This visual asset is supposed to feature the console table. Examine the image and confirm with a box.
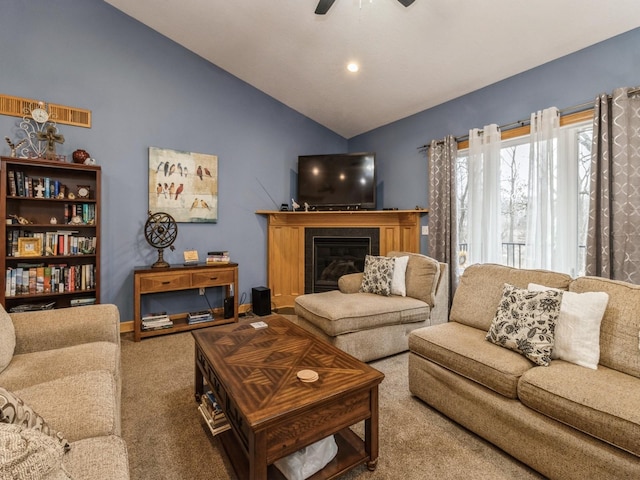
[133,263,238,341]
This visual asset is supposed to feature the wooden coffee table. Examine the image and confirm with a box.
[193,315,384,479]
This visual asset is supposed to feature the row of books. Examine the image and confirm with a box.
[187,310,213,324]
[65,203,96,224]
[7,230,96,257]
[5,264,96,297]
[206,250,230,264]
[7,170,73,199]
[198,390,229,436]
[141,312,173,331]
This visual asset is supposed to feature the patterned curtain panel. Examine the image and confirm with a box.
[428,136,458,290]
[586,87,640,283]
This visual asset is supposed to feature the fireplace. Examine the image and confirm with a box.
[305,228,379,293]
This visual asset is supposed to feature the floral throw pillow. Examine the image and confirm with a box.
[486,283,563,366]
[359,255,395,296]
[0,387,70,452]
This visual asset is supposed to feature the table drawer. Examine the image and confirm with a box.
[191,269,234,287]
[139,273,191,292]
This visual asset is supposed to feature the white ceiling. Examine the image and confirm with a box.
[105,0,640,139]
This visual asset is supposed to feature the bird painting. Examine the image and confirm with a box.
[156,161,164,173]
[163,183,169,198]
[175,184,183,200]
[204,167,212,178]
[169,163,176,176]
[196,165,203,180]
[163,162,169,177]
[200,199,210,210]
[156,183,162,197]
[177,163,183,176]
[169,183,175,198]
[183,166,188,177]
[190,198,199,210]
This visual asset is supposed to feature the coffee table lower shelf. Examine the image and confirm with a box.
[218,426,369,480]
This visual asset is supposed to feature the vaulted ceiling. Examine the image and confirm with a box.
[105,0,640,138]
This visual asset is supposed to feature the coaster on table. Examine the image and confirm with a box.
[297,369,319,382]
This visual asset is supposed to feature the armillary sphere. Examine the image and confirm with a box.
[144,211,178,268]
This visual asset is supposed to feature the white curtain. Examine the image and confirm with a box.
[467,124,502,265]
[524,107,574,274]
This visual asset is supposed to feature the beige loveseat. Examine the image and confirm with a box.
[294,251,449,362]
[409,263,640,479]
[0,304,129,479]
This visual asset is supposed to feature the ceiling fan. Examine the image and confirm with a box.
[315,0,415,15]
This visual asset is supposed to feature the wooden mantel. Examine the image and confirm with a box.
[256,209,428,309]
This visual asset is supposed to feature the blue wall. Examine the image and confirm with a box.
[2,0,639,320]
[349,27,640,253]
[0,0,346,320]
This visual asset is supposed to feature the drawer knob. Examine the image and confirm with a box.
[161,281,170,285]
[209,276,218,280]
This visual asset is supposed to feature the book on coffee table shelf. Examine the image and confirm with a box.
[199,390,230,436]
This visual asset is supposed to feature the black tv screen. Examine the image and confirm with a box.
[297,153,376,210]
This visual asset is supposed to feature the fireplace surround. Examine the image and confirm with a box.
[305,228,379,293]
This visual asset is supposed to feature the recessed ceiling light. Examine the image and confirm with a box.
[347,63,359,73]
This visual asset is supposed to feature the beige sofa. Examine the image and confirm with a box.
[294,251,449,362]
[408,263,640,479]
[0,304,129,479]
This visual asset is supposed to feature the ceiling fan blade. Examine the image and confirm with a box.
[397,0,416,6]
[315,0,336,15]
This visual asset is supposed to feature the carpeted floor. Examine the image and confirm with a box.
[121,319,544,480]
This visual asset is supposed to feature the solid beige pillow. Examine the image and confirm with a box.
[0,304,16,373]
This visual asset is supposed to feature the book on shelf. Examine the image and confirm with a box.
[141,312,173,330]
[206,250,230,264]
[70,297,96,307]
[9,301,56,313]
[142,311,169,320]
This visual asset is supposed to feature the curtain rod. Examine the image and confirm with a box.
[419,86,640,150]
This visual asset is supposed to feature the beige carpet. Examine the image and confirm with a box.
[121,320,544,480]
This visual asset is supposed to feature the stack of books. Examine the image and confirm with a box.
[206,251,230,264]
[198,390,229,436]
[141,312,173,331]
[187,310,212,324]
[70,297,96,307]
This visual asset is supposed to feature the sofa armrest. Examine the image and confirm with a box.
[10,304,121,355]
[429,263,450,325]
[338,273,363,293]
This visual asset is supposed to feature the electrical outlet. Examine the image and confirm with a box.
[421,226,429,236]
[199,287,205,295]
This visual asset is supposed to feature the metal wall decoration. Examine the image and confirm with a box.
[148,147,219,223]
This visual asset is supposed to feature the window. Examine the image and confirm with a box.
[456,120,592,276]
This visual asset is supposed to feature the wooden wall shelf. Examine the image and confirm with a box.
[256,210,428,309]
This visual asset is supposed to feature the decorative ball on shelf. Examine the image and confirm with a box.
[72,149,90,164]
[144,211,178,268]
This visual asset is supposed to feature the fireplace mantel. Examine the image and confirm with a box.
[256,209,428,308]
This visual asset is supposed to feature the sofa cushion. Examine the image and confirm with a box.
[0,387,70,451]
[63,435,129,480]
[519,361,640,457]
[295,290,429,337]
[0,304,15,374]
[451,264,571,331]
[529,283,609,369]
[0,423,72,480]
[0,341,119,392]
[409,322,534,398]
[570,276,640,378]
[359,255,395,296]
[486,284,562,366]
[387,251,440,306]
[15,370,119,443]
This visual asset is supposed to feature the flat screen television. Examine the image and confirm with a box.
[297,152,376,210]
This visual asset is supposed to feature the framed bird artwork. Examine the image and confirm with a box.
[148,147,218,223]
